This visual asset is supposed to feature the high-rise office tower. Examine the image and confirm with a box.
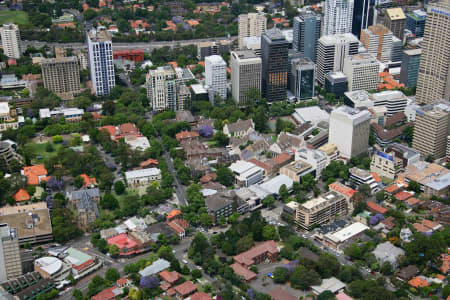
[261,28,290,102]
[0,224,23,282]
[41,57,81,100]
[384,7,406,39]
[205,55,227,102]
[400,49,422,88]
[352,0,375,38]
[230,51,262,106]
[416,0,450,104]
[391,36,403,62]
[293,11,321,62]
[325,72,348,97]
[360,24,393,63]
[323,0,354,35]
[405,10,426,37]
[329,105,371,158]
[87,28,115,96]
[290,57,315,100]
[316,33,359,85]
[343,53,379,91]
[238,13,267,49]
[0,23,21,59]
[412,105,450,159]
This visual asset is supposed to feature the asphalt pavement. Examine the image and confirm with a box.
[22,36,237,53]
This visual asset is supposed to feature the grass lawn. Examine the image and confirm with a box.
[0,11,29,26]
[26,142,62,165]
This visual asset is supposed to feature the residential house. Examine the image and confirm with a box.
[71,188,100,231]
[176,131,200,143]
[311,277,346,295]
[174,281,197,299]
[14,188,30,204]
[22,165,48,185]
[397,265,419,281]
[166,219,189,239]
[367,201,388,215]
[125,168,161,188]
[269,132,304,155]
[223,119,255,138]
[372,241,405,268]
[269,288,297,300]
[80,174,96,188]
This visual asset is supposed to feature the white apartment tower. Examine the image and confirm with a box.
[87,28,115,96]
[0,23,21,59]
[205,55,227,103]
[323,0,355,35]
[343,53,379,91]
[329,106,371,158]
[238,13,267,49]
[146,66,177,111]
[316,33,359,85]
[230,50,262,106]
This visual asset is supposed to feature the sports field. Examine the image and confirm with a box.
[0,11,29,26]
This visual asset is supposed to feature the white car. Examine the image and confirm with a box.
[182,259,188,264]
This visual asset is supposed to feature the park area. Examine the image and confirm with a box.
[0,11,29,26]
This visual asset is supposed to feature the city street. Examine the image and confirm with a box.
[22,36,237,53]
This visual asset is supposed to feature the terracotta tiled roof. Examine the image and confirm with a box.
[367,201,388,214]
[14,188,30,202]
[23,165,48,185]
[190,292,213,300]
[230,263,257,281]
[269,288,297,300]
[408,276,429,288]
[118,123,139,136]
[139,158,159,168]
[176,131,199,141]
[159,270,181,284]
[406,197,420,206]
[271,152,293,165]
[167,209,182,221]
[200,173,217,183]
[234,240,279,266]
[384,184,403,194]
[99,125,117,137]
[80,174,97,187]
[174,281,197,296]
[329,182,356,198]
[371,172,381,183]
[394,191,414,201]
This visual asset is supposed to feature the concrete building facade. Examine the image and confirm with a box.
[415,0,450,104]
[316,33,359,85]
[0,23,21,59]
[238,13,267,49]
[41,57,81,100]
[329,106,371,158]
[323,0,355,35]
[360,24,393,63]
[230,51,262,106]
[0,224,22,282]
[205,55,227,102]
[384,7,406,39]
[412,106,450,159]
[343,53,379,91]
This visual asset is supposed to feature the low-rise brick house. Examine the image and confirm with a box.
[233,240,279,267]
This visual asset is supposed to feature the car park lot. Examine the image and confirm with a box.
[248,261,307,298]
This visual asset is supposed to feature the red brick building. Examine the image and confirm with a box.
[113,49,145,62]
[233,240,279,267]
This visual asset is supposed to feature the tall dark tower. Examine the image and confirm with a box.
[261,28,289,102]
[352,0,375,38]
